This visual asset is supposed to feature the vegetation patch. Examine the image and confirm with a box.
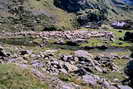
[0,64,48,89]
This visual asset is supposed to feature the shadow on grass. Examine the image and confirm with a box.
[0,37,36,46]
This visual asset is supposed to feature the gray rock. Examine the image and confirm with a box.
[111,21,133,30]
[0,45,3,50]
[0,50,7,57]
[95,66,103,72]
[63,62,78,72]
[109,86,118,89]
[54,39,66,45]
[74,50,93,59]
[117,85,132,89]
[41,50,57,57]
[74,68,87,76]
[20,50,32,55]
[60,55,75,62]
[32,60,44,67]
[102,79,111,88]
[82,74,98,86]
[61,84,75,89]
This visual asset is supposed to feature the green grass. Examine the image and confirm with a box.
[95,58,128,82]
[109,40,131,47]
[58,73,86,86]
[80,39,105,47]
[0,64,48,89]
[0,37,35,46]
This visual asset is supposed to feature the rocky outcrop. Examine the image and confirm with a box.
[111,20,133,29]
[0,31,114,41]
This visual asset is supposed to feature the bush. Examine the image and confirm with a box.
[43,25,62,31]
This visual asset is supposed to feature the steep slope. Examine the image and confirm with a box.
[0,0,132,32]
[55,0,133,23]
[0,0,77,32]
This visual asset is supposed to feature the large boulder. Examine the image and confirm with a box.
[124,32,133,42]
[124,60,133,79]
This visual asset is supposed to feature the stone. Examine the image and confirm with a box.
[109,86,118,89]
[20,50,32,55]
[0,50,7,57]
[111,21,127,29]
[117,85,132,89]
[74,50,93,59]
[19,64,29,69]
[82,74,98,86]
[111,20,133,29]
[95,66,103,72]
[74,68,87,76]
[102,79,111,88]
[8,58,17,63]
[60,55,75,62]
[0,45,3,50]
[63,62,78,72]
[32,60,44,68]
[54,39,65,45]
[61,84,75,89]
[42,50,57,56]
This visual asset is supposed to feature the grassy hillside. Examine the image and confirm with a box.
[0,0,78,32]
[55,0,133,22]
[0,0,132,32]
[26,0,77,30]
[0,64,48,89]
